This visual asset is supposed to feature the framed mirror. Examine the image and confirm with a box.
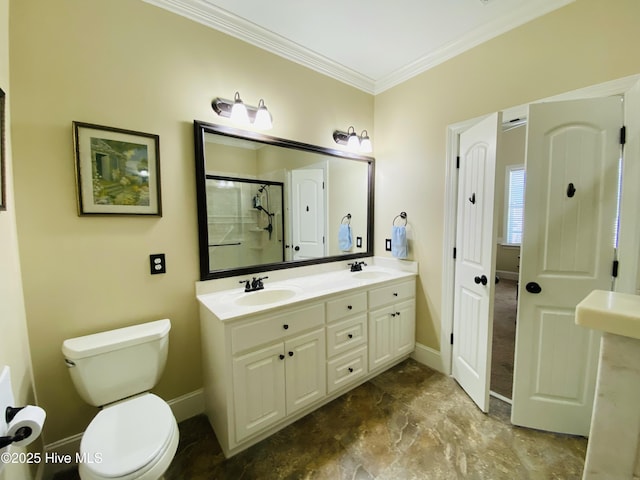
[194,121,374,280]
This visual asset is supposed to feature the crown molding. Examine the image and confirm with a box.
[142,0,376,93]
[143,0,575,96]
[374,0,575,94]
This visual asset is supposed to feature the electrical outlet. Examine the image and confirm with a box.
[356,236,362,248]
[150,254,166,274]
[385,239,392,251]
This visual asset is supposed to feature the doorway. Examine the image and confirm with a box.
[443,78,639,435]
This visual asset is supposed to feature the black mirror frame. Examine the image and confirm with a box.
[194,120,375,281]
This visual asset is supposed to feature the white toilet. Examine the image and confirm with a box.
[62,319,179,480]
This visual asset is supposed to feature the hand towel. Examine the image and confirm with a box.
[391,225,408,258]
[338,224,353,251]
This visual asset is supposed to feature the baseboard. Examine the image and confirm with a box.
[496,270,519,281]
[411,342,444,373]
[167,388,205,423]
[38,389,205,480]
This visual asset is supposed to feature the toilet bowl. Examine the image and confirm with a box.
[78,394,179,480]
[63,319,179,480]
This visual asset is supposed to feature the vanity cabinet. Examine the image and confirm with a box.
[368,280,416,371]
[233,327,326,442]
[230,303,326,443]
[199,271,416,458]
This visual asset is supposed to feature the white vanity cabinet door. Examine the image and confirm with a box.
[285,328,326,415]
[369,298,416,371]
[233,342,286,442]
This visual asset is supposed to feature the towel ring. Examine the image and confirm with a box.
[393,212,407,226]
[341,213,351,225]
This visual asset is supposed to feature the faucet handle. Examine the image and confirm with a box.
[239,279,251,291]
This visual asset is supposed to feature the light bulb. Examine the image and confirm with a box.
[254,99,273,130]
[230,92,250,125]
[359,130,372,153]
[347,127,360,150]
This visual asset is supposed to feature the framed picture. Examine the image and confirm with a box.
[0,88,5,211]
[73,122,162,216]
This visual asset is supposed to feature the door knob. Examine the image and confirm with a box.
[294,246,300,251]
[525,282,542,294]
[474,275,488,286]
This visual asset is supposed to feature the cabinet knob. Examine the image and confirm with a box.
[393,292,398,297]
[348,333,353,339]
[348,367,354,373]
[396,312,400,316]
[347,305,353,310]
[391,313,396,317]
[288,351,294,357]
[279,354,285,360]
[283,324,289,330]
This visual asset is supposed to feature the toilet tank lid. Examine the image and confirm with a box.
[62,319,171,360]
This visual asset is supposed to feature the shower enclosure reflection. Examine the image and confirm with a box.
[206,177,284,271]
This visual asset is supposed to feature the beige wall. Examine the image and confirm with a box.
[374,0,640,349]
[0,0,38,479]
[9,0,373,444]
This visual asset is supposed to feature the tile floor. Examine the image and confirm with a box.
[54,359,587,479]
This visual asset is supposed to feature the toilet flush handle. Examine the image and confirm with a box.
[64,359,76,368]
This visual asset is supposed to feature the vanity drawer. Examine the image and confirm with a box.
[327,346,368,394]
[368,279,415,310]
[326,292,367,322]
[326,314,367,358]
[231,303,325,354]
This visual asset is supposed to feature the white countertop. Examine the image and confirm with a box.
[197,264,417,321]
[575,290,640,340]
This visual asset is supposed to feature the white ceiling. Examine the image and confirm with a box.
[144,0,573,94]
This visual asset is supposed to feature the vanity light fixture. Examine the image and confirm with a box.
[212,92,273,130]
[333,126,373,153]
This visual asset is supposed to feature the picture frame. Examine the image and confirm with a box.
[0,88,6,211]
[73,121,162,216]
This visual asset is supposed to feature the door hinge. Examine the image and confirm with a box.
[450,333,454,345]
[456,156,460,169]
[322,181,325,189]
[620,126,626,146]
[453,247,457,259]
[612,260,619,278]
[323,236,325,244]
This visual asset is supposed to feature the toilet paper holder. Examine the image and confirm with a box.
[0,406,33,449]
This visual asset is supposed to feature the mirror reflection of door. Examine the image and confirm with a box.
[290,168,326,260]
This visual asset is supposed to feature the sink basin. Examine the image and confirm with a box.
[234,288,298,307]
[352,270,392,280]
[575,290,640,340]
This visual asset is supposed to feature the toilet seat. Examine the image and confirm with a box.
[79,393,178,480]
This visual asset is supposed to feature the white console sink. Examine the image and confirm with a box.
[575,290,640,340]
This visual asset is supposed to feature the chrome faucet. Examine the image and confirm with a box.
[348,261,367,272]
[240,276,268,292]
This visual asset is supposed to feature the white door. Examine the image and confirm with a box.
[452,113,501,413]
[511,97,623,435]
[291,169,325,259]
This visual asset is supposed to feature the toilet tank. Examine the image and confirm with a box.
[62,319,171,407]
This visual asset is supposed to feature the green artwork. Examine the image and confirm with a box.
[90,137,150,206]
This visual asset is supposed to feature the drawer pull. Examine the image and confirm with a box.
[283,324,289,330]
[279,354,285,360]
[348,333,353,339]
[348,367,354,373]
[347,305,353,310]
